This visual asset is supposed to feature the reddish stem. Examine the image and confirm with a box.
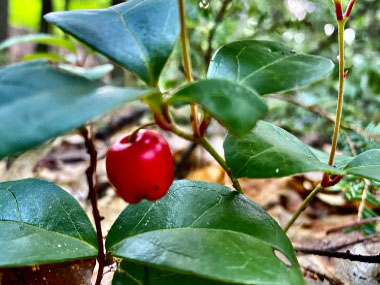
[344,0,356,18]
[81,127,104,285]
[334,1,344,21]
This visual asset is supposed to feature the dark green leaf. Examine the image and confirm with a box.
[224,121,345,179]
[169,79,268,137]
[45,0,180,86]
[0,179,97,267]
[113,260,224,285]
[106,180,304,285]
[344,150,380,182]
[208,40,334,95]
[0,61,155,159]
[308,147,353,169]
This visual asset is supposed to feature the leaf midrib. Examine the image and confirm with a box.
[108,227,288,257]
[110,7,153,85]
[0,220,97,251]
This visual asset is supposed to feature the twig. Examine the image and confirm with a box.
[301,266,344,285]
[295,247,380,264]
[326,216,380,234]
[323,232,380,252]
[81,127,105,285]
[267,94,380,144]
[204,0,233,67]
[284,184,324,232]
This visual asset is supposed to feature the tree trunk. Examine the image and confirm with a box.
[112,0,125,5]
[0,0,8,42]
[65,0,71,11]
[38,0,53,51]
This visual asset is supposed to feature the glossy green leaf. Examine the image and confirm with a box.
[45,0,180,86]
[0,33,76,54]
[224,121,345,179]
[208,40,334,95]
[309,147,353,169]
[169,79,268,137]
[0,61,155,159]
[58,64,114,80]
[344,150,380,182]
[0,179,97,267]
[106,180,304,285]
[113,260,225,285]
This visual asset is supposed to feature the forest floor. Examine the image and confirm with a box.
[1,104,379,285]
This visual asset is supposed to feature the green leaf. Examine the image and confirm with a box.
[0,179,97,267]
[106,180,305,285]
[169,79,268,137]
[344,150,380,182]
[208,40,334,95]
[58,64,114,80]
[224,121,345,179]
[113,260,224,285]
[44,0,180,87]
[23,53,67,62]
[308,147,353,169]
[0,61,155,159]
[0,33,76,54]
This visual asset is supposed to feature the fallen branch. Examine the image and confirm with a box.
[295,247,380,263]
[326,216,380,234]
[324,232,380,252]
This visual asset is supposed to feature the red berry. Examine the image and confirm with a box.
[106,130,174,204]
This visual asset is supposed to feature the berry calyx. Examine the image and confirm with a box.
[106,130,174,204]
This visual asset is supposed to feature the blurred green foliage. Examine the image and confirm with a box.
[9,0,111,30]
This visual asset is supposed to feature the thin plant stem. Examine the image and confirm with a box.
[169,123,243,194]
[357,181,369,221]
[328,20,346,166]
[284,184,323,233]
[178,0,200,137]
[81,126,104,285]
[198,137,243,194]
[128,122,156,142]
[285,1,357,232]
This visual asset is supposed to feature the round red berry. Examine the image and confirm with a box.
[106,130,174,204]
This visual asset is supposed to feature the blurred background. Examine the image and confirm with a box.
[1,1,380,282]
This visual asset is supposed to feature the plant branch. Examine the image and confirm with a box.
[81,127,104,285]
[323,232,380,251]
[178,0,200,137]
[328,20,346,166]
[204,0,233,67]
[284,184,324,232]
[169,123,243,193]
[344,0,356,18]
[198,136,244,194]
[295,247,380,264]
[326,216,380,234]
